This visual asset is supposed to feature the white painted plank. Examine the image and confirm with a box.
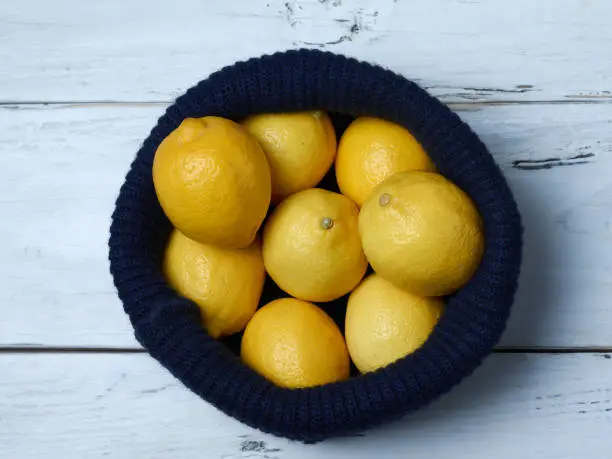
[1,0,612,103]
[0,104,152,348]
[1,353,611,458]
[2,102,612,348]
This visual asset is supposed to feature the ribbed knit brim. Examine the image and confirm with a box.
[108,49,523,442]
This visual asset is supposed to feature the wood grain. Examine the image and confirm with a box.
[1,102,612,348]
[1,0,612,103]
[1,352,611,458]
[3,2,611,457]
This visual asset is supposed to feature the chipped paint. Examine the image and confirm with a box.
[512,153,595,170]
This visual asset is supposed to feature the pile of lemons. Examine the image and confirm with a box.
[153,111,484,388]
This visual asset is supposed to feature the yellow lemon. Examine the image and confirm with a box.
[336,117,435,206]
[241,298,350,388]
[359,171,484,296]
[262,188,367,302]
[163,229,265,338]
[345,274,444,373]
[153,116,271,249]
[242,111,337,203]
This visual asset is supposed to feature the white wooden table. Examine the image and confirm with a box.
[2,1,612,457]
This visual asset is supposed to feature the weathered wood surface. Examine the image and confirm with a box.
[2,102,611,348]
[2,353,611,458]
[3,1,612,456]
[1,0,612,103]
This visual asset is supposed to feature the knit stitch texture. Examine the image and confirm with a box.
[108,49,523,442]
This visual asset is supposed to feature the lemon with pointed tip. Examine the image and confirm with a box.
[241,298,350,388]
[153,116,271,249]
[336,117,435,206]
[262,188,367,302]
[345,274,444,373]
[242,111,337,203]
[163,229,265,338]
[359,171,484,296]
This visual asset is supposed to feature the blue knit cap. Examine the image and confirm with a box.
[109,49,523,442]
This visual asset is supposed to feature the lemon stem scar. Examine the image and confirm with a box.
[321,217,334,230]
[379,193,392,207]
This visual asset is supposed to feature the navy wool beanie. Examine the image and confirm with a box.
[109,49,523,442]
